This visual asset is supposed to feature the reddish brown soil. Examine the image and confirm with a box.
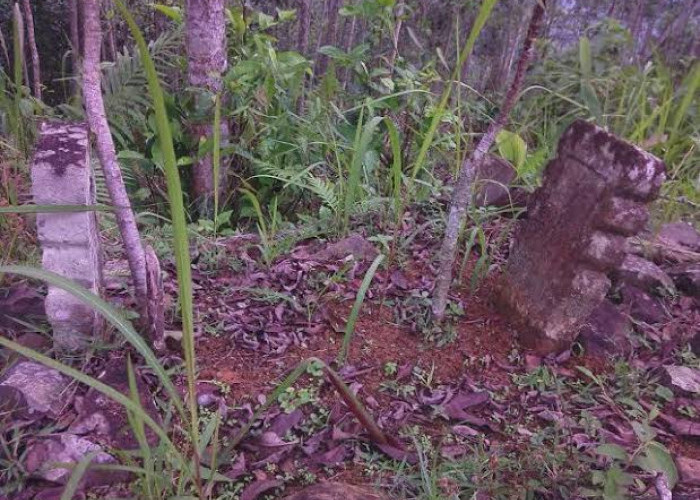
[195,268,514,409]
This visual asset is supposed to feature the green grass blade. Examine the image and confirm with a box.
[0,264,186,419]
[114,0,199,467]
[0,336,176,452]
[125,356,155,500]
[384,116,403,221]
[0,204,114,214]
[60,452,98,500]
[579,36,602,123]
[338,254,384,365]
[410,0,498,181]
[668,61,699,145]
[345,113,383,233]
[11,3,25,151]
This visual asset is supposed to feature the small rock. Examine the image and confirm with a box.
[282,482,386,500]
[677,456,700,486]
[25,434,117,484]
[663,366,700,394]
[658,222,700,252]
[667,262,700,298]
[474,154,516,208]
[620,285,666,324]
[0,361,66,416]
[616,254,675,295]
[577,301,632,357]
[313,234,378,263]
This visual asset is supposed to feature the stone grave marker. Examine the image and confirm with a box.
[497,120,665,354]
[31,121,103,350]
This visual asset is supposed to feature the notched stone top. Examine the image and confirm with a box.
[32,121,89,177]
[558,120,666,200]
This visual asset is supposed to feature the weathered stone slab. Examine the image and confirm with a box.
[31,121,102,350]
[497,120,665,353]
[0,361,66,416]
[24,434,120,485]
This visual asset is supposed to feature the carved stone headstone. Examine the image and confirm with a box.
[497,120,665,354]
[31,122,102,350]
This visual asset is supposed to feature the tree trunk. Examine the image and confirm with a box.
[432,0,547,321]
[69,0,81,98]
[388,17,403,73]
[314,1,329,58]
[185,0,229,218]
[296,0,312,114]
[626,0,643,64]
[12,3,31,93]
[316,0,341,77]
[341,12,358,89]
[21,0,41,100]
[297,0,311,56]
[83,0,148,320]
[104,0,118,62]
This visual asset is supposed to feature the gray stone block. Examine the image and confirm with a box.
[31,121,103,351]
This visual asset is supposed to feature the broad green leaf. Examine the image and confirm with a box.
[596,444,628,462]
[496,130,527,170]
[634,441,678,488]
[151,4,183,24]
[602,465,633,500]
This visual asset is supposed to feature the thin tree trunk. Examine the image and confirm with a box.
[316,0,341,77]
[297,0,311,55]
[69,0,81,98]
[185,0,229,218]
[341,13,357,89]
[83,0,148,319]
[14,4,31,92]
[314,1,329,58]
[296,0,312,114]
[104,0,118,62]
[21,0,41,100]
[388,17,403,73]
[626,0,643,64]
[432,0,547,321]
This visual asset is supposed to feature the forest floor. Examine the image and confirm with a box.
[2,206,700,499]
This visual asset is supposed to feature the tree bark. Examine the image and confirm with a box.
[83,0,148,319]
[21,0,41,100]
[316,0,342,77]
[185,0,229,218]
[69,0,81,98]
[104,0,118,62]
[341,11,358,89]
[296,0,312,114]
[297,0,311,56]
[432,0,547,321]
[388,17,403,73]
